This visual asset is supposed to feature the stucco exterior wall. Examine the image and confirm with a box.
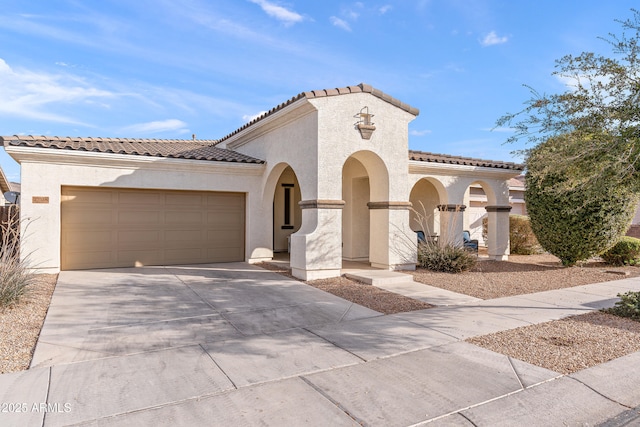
[13,150,264,273]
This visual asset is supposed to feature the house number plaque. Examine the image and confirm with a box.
[32,196,49,204]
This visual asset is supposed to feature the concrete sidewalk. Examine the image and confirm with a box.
[1,264,640,426]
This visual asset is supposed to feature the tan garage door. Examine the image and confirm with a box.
[61,187,245,270]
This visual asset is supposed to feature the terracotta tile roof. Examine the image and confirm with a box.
[408,150,524,171]
[217,83,419,144]
[1,135,265,164]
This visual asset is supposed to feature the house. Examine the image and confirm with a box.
[0,165,14,206]
[2,83,523,279]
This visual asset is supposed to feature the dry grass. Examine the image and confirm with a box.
[0,274,57,373]
[409,253,640,299]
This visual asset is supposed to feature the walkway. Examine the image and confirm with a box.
[1,263,639,426]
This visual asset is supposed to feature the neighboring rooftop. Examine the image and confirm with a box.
[409,150,524,171]
[1,136,265,164]
[216,83,420,144]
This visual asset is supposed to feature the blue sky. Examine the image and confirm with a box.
[0,0,637,183]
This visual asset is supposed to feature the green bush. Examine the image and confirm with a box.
[601,236,640,266]
[525,136,638,266]
[417,242,477,273]
[482,215,542,255]
[603,291,640,320]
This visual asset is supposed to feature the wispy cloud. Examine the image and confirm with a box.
[379,5,393,15]
[0,58,115,125]
[331,16,352,31]
[486,126,516,133]
[123,119,189,134]
[480,31,508,46]
[410,129,432,136]
[248,0,304,26]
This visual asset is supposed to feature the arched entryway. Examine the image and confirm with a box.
[342,157,370,261]
[272,166,302,253]
[409,178,447,241]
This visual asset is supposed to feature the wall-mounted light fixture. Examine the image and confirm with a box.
[355,106,376,140]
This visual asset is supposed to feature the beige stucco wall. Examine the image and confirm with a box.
[10,149,264,273]
[226,92,418,278]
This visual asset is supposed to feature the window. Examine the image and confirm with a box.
[282,184,294,229]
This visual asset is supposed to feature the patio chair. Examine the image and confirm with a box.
[463,230,479,253]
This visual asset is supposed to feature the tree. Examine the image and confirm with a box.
[525,133,638,266]
[498,9,640,194]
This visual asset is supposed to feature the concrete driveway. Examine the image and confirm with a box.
[2,263,640,426]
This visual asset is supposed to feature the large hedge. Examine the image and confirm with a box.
[525,136,638,266]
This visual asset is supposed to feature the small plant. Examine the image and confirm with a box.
[0,206,38,308]
[603,291,640,320]
[601,236,640,266]
[417,242,477,273]
[412,202,477,273]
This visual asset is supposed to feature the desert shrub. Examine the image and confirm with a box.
[601,236,640,266]
[417,242,477,273]
[0,207,37,308]
[482,215,542,255]
[525,136,638,266]
[603,291,640,320]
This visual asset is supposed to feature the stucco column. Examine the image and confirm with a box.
[486,205,512,260]
[437,204,465,247]
[290,199,344,280]
[368,201,416,270]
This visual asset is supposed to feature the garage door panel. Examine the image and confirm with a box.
[207,212,243,226]
[118,192,162,205]
[62,230,113,248]
[165,193,205,206]
[164,230,203,242]
[165,211,202,224]
[207,247,243,262]
[207,194,243,207]
[65,250,116,268]
[117,230,161,245]
[61,187,245,270]
[63,210,114,226]
[63,189,116,204]
[116,250,164,266]
[118,211,162,225]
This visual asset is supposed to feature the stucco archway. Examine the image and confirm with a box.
[262,163,304,257]
[465,180,497,245]
[409,178,448,240]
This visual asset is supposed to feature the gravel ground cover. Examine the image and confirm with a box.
[257,262,433,314]
[408,254,640,300]
[0,274,57,374]
[468,311,640,374]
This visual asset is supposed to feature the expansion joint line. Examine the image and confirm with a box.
[571,377,633,410]
[299,376,368,426]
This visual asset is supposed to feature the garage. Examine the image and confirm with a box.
[61,186,245,270]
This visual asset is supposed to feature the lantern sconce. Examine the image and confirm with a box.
[355,106,376,140]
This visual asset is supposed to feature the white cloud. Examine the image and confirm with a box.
[379,5,393,14]
[248,0,304,26]
[242,111,268,122]
[410,129,432,136]
[123,119,189,134]
[480,31,508,47]
[0,58,115,124]
[330,16,351,31]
